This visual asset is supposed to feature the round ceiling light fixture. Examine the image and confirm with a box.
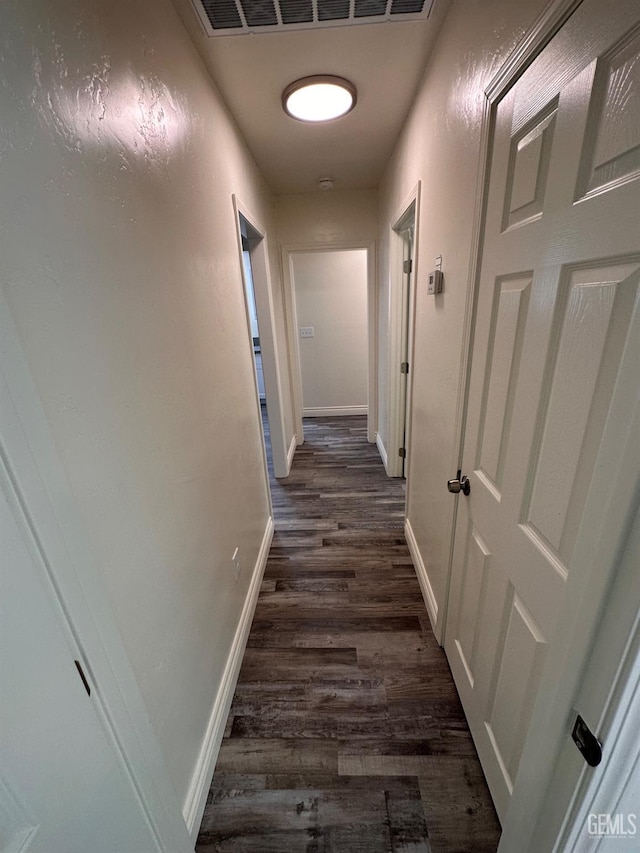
[282,75,357,123]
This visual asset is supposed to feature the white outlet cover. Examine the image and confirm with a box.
[299,326,314,338]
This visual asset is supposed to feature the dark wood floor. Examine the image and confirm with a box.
[196,415,500,853]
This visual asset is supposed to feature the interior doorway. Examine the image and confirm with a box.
[234,199,290,480]
[284,244,375,443]
[387,191,419,479]
[240,237,265,405]
[396,209,414,477]
[239,224,272,477]
[238,215,270,478]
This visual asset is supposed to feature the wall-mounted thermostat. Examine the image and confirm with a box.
[427,269,443,294]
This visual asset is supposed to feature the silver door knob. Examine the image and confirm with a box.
[447,470,470,496]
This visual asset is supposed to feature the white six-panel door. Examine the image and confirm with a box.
[445,0,640,822]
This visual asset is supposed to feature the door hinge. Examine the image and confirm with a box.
[400,361,409,374]
[74,660,91,697]
[398,447,406,459]
[403,259,413,274]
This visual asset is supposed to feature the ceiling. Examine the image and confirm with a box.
[172,0,451,193]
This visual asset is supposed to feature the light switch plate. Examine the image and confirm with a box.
[427,270,443,294]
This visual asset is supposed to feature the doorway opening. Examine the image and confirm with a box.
[285,246,373,442]
[234,201,290,480]
[238,215,271,480]
[239,225,269,458]
[388,192,419,479]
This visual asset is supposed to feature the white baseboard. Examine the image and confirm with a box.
[182,516,274,840]
[404,517,440,641]
[376,432,389,473]
[303,406,368,417]
[286,434,297,473]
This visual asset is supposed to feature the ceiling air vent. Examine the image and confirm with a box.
[192,0,435,35]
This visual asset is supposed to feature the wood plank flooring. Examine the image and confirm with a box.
[196,416,500,853]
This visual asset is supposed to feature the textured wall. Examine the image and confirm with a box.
[276,189,378,246]
[378,0,549,637]
[276,188,378,438]
[0,0,277,805]
[292,250,369,413]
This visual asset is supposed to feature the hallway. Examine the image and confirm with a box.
[196,417,500,852]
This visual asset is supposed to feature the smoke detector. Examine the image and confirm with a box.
[318,177,335,190]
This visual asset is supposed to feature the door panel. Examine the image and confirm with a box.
[445,0,640,823]
[576,25,640,198]
[453,521,491,689]
[523,261,639,562]
[476,274,531,495]
[485,591,546,788]
[503,104,557,230]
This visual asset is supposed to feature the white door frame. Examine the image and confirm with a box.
[0,297,193,852]
[281,241,377,444]
[233,196,292,479]
[445,0,640,847]
[387,183,421,479]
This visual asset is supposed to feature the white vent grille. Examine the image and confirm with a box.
[192,0,435,35]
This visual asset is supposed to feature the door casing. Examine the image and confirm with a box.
[386,183,421,479]
[233,196,292,480]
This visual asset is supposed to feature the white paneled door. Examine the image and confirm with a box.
[445,0,640,823]
[0,458,159,852]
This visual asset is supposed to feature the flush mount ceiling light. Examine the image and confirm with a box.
[282,76,357,123]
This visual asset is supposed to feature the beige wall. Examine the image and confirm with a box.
[276,188,378,245]
[378,0,549,637]
[1,0,278,808]
[292,250,369,414]
[276,188,378,436]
